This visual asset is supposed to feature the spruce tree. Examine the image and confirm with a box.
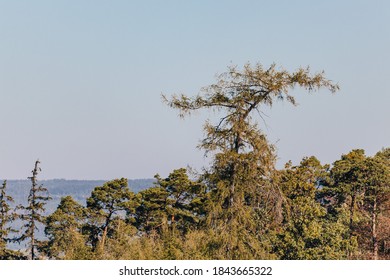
[0,180,22,259]
[0,181,13,252]
[18,160,51,260]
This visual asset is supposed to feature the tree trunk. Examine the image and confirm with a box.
[100,214,112,252]
[30,162,38,260]
[31,219,35,260]
[100,225,108,252]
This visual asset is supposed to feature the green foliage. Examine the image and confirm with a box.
[328,149,367,203]
[3,150,388,260]
[45,196,92,259]
[361,154,390,259]
[133,186,169,234]
[322,149,390,259]
[364,154,390,207]
[133,169,206,236]
[85,178,136,253]
[274,157,350,259]
[155,168,207,233]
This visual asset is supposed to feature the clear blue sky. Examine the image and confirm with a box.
[0,1,389,179]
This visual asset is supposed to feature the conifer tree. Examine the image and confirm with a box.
[325,150,370,258]
[362,154,390,259]
[328,150,367,232]
[275,157,350,259]
[18,160,51,260]
[164,62,339,258]
[0,180,22,259]
[155,168,207,233]
[0,181,13,252]
[45,196,91,259]
[85,178,136,253]
[133,186,169,235]
[324,149,390,259]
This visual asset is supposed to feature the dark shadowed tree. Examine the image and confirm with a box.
[133,169,206,237]
[155,168,207,233]
[85,178,136,253]
[133,186,169,235]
